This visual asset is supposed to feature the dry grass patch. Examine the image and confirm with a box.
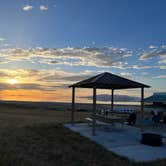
[0,124,132,166]
[0,105,90,128]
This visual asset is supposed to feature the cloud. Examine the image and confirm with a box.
[149,45,157,49]
[22,5,33,11]
[0,68,75,91]
[131,65,153,69]
[0,68,62,81]
[0,47,132,69]
[154,75,166,79]
[161,45,166,48]
[0,83,59,91]
[158,58,166,64]
[139,47,166,64]
[40,5,48,11]
[141,72,149,76]
[160,66,166,69]
[1,46,166,73]
[39,58,59,65]
[138,46,166,70]
[0,38,5,42]
[0,68,92,88]
[0,69,46,83]
[61,74,91,82]
[38,70,93,84]
[139,50,159,60]
[119,72,131,77]
[0,47,132,68]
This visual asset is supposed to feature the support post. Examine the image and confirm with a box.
[71,87,75,126]
[92,87,96,136]
[141,87,144,132]
[111,89,114,112]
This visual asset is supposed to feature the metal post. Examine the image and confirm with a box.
[92,87,96,135]
[71,87,75,126]
[111,89,114,112]
[141,87,144,132]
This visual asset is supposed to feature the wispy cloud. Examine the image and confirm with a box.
[38,70,93,84]
[131,65,153,69]
[149,45,157,49]
[61,74,92,82]
[22,5,33,11]
[158,58,166,64]
[119,72,132,77]
[40,5,48,11]
[139,50,159,60]
[160,66,166,69]
[0,47,131,69]
[154,75,166,79]
[0,38,5,42]
[139,47,166,64]
[0,68,92,91]
[0,83,58,91]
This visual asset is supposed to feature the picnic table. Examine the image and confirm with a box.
[95,114,127,124]
[85,114,127,126]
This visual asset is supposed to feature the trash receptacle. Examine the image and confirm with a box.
[141,133,163,146]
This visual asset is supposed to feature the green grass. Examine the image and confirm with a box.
[0,123,165,166]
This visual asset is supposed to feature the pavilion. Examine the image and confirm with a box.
[69,72,150,135]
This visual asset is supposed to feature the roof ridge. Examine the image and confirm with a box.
[90,72,106,83]
[109,72,148,86]
[69,72,150,89]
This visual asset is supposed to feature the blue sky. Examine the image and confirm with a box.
[0,0,166,48]
[0,0,165,101]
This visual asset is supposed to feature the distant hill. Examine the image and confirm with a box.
[81,94,140,102]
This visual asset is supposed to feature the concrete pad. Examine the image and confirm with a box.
[65,123,166,162]
[111,145,166,162]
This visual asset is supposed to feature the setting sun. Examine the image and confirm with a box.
[7,79,18,85]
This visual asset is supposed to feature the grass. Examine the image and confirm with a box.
[0,124,166,166]
[0,105,90,128]
[0,105,166,165]
[0,124,132,166]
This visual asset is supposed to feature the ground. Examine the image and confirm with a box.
[0,104,166,166]
[0,105,89,128]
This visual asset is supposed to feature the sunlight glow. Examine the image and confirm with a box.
[7,79,18,85]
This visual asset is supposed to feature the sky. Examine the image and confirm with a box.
[0,0,165,103]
